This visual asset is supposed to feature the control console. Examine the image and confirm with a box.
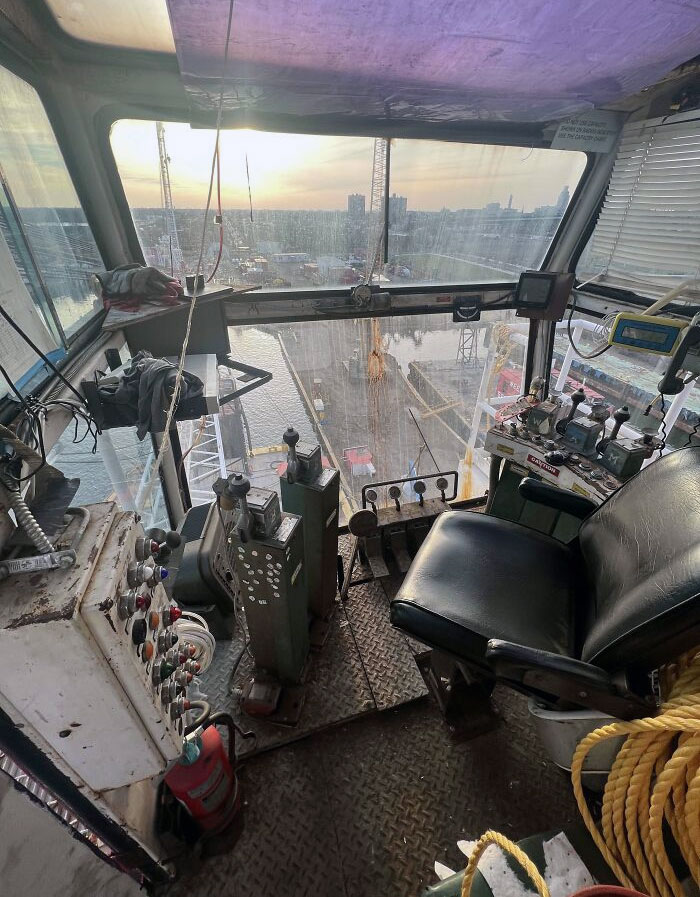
[0,503,192,793]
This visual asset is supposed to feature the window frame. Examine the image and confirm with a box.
[103,114,595,310]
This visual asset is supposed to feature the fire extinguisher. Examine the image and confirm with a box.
[165,701,241,834]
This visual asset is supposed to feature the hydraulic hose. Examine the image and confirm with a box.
[572,650,700,897]
[0,477,54,554]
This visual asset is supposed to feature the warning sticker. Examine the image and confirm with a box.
[527,454,561,477]
[551,110,620,153]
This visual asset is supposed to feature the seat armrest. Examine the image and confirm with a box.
[485,639,650,719]
[518,478,597,519]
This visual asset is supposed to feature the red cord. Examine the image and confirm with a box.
[206,143,224,283]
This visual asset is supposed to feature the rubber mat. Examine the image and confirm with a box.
[164,689,579,897]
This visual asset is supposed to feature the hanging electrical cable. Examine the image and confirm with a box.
[138,0,236,515]
[206,143,224,283]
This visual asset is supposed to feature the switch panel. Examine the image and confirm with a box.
[0,503,189,793]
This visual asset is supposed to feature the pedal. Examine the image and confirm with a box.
[386,523,411,573]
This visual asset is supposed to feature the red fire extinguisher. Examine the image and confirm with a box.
[165,701,241,834]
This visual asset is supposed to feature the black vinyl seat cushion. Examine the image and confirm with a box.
[390,511,582,669]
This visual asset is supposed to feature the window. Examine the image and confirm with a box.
[176,313,524,523]
[47,427,169,530]
[0,65,104,338]
[387,140,586,284]
[111,121,587,291]
[551,311,699,451]
[578,114,700,298]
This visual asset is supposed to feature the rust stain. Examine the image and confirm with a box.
[88,545,99,563]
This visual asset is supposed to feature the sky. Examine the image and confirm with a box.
[110,120,587,213]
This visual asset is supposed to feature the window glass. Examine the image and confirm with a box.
[0,65,104,337]
[551,310,699,451]
[48,428,169,530]
[176,313,524,522]
[45,0,175,53]
[387,140,586,284]
[111,121,586,291]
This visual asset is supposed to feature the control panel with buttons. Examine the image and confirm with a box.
[485,424,623,502]
[0,502,193,793]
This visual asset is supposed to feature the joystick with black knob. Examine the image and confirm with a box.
[556,386,586,435]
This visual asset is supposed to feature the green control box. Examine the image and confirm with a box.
[228,490,309,684]
[280,445,340,620]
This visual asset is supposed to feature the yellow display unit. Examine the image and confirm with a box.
[608,312,687,355]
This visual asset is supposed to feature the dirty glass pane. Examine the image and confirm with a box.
[48,427,169,529]
[112,121,375,288]
[387,140,587,284]
[0,65,104,336]
[176,313,526,522]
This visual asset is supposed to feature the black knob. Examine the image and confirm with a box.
[544,450,566,466]
[283,427,299,448]
[227,472,251,498]
[131,618,147,646]
[570,387,586,408]
[613,405,631,426]
[165,530,182,549]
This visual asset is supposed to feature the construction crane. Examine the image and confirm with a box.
[365,138,388,282]
[156,121,184,278]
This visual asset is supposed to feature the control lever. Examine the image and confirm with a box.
[436,477,448,502]
[213,473,254,542]
[365,488,378,514]
[388,484,401,512]
[597,405,630,453]
[283,427,300,483]
[556,386,586,435]
[414,480,426,507]
[658,314,700,395]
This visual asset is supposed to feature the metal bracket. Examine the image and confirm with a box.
[216,354,273,403]
[0,549,76,580]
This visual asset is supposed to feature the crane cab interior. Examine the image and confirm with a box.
[0,3,700,897]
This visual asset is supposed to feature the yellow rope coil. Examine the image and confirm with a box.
[460,830,550,897]
[571,651,700,897]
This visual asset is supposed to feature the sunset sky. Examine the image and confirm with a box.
[110,120,587,213]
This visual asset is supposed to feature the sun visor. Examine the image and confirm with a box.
[166,0,700,129]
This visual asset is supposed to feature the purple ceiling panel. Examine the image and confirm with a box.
[167,0,700,124]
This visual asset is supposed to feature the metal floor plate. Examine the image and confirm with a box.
[167,534,579,897]
[198,536,427,757]
[164,689,579,897]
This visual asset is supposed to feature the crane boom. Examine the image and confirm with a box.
[156,121,183,278]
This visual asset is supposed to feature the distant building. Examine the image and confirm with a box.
[348,193,366,215]
[555,185,570,213]
[389,193,408,220]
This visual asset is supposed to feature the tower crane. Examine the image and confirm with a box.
[156,121,184,278]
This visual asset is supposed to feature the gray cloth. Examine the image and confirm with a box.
[98,351,204,439]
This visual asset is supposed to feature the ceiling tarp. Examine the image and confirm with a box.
[166,0,700,125]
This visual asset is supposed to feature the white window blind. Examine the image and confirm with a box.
[578,114,700,298]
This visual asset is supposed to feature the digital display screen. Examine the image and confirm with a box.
[515,273,553,308]
[621,325,670,345]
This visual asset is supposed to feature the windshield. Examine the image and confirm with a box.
[111,121,586,290]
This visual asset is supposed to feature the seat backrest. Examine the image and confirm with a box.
[579,446,700,671]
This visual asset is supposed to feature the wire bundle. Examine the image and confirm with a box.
[572,651,700,897]
[173,610,216,673]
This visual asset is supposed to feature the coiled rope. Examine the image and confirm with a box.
[571,651,700,897]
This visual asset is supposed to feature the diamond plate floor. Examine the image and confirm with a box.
[199,535,428,757]
[163,688,579,897]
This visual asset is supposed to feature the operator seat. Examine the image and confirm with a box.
[390,447,700,719]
